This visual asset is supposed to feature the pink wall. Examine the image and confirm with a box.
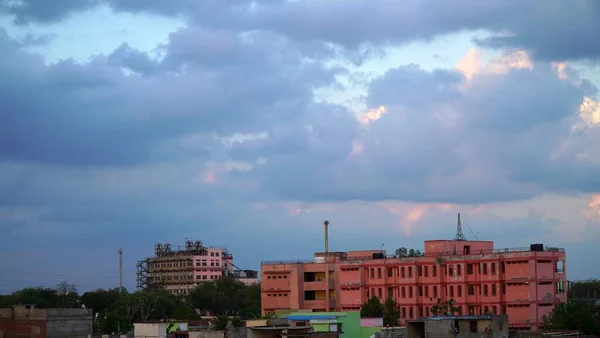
[361,318,383,327]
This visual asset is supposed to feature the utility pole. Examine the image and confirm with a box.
[324,221,330,313]
[117,248,123,294]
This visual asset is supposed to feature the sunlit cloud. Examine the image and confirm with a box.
[456,48,533,87]
[359,105,388,126]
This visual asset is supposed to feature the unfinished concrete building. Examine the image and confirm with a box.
[136,240,259,295]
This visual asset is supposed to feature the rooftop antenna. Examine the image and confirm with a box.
[324,220,330,313]
[453,213,467,241]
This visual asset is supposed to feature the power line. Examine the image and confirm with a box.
[0,278,115,289]
[0,268,117,280]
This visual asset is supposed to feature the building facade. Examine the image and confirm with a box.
[0,305,93,338]
[261,240,567,330]
[138,240,259,294]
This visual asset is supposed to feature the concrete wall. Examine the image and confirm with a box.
[134,323,167,338]
[46,308,93,338]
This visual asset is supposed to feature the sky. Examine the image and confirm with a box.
[1,0,600,294]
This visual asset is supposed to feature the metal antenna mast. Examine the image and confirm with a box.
[453,213,467,241]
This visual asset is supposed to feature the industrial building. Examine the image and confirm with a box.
[136,239,259,294]
[260,217,567,331]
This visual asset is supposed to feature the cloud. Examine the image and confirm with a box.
[6,1,600,62]
[2,1,600,292]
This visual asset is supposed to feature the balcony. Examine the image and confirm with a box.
[304,280,336,291]
[303,299,337,309]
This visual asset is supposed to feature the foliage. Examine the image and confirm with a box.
[394,247,424,258]
[360,296,384,318]
[0,277,260,334]
[212,314,230,331]
[568,279,600,299]
[188,277,260,318]
[543,300,599,335]
[382,297,400,326]
[429,298,459,316]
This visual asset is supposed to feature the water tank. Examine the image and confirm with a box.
[530,244,544,251]
[372,252,385,259]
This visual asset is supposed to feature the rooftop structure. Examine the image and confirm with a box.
[261,239,567,331]
[136,239,259,295]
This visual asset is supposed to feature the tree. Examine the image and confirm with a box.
[55,281,79,308]
[394,247,425,258]
[383,297,400,326]
[188,277,261,319]
[360,296,384,318]
[543,300,599,335]
[429,298,459,316]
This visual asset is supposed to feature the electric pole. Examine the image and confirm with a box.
[324,221,330,312]
[117,248,123,294]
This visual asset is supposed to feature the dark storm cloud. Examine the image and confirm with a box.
[0,27,338,166]
[0,0,102,24]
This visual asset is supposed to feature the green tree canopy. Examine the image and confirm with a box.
[360,296,384,318]
[383,297,400,326]
[544,300,599,335]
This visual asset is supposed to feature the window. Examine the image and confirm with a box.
[409,307,413,318]
[378,288,382,298]
[401,307,406,319]
[464,245,471,254]
[449,285,454,297]
[387,267,393,278]
[409,287,413,298]
[401,267,406,278]
[467,264,474,275]
[408,267,413,278]
[492,284,497,296]
[502,283,506,294]
[478,263,481,274]
[370,268,374,279]
[448,265,454,276]
[457,264,462,276]
[425,286,429,297]
[377,268,382,279]
[483,263,488,274]
[401,287,406,298]
[424,266,429,277]
[501,262,505,273]
[418,286,423,297]
[433,265,437,277]
[483,284,488,296]
[418,266,423,277]
[433,286,438,298]
[467,285,475,295]
[458,285,462,297]
[491,263,496,274]
[388,287,394,298]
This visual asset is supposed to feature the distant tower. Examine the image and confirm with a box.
[453,213,467,241]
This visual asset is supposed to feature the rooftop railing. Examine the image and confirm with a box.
[260,246,565,265]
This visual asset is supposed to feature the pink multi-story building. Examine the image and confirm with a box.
[261,239,566,330]
[140,240,258,294]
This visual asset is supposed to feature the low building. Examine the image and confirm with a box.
[247,318,339,338]
[406,315,509,338]
[0,304,93,338]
